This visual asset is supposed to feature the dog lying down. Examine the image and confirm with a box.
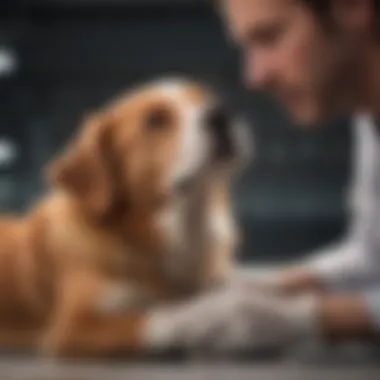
[0,78,250,358]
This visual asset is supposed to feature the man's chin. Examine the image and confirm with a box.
[280,97,336,129]
[290,108,328,130]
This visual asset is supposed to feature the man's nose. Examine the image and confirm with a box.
[244,52,276,90]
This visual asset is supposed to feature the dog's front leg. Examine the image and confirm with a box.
[40,271,179,358]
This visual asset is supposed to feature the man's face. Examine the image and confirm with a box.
[220,0,370,127]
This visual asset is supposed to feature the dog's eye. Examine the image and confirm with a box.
[145,108,171,131]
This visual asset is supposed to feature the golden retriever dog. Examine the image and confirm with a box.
[0,78,249,358]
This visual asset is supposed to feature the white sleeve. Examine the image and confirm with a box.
[301,114,380,291]
[300,236,367,291]
[236,116,380,292]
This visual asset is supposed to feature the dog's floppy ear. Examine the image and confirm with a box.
[46,113,116,218]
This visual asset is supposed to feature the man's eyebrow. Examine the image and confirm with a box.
[240,19,284,44]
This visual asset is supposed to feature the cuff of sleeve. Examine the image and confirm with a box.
[300,241,363,292]
[362,289,380,333]
[302,258,346,291]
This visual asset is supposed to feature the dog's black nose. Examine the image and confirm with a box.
[206,105,234,159]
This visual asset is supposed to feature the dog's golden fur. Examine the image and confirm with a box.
[0,79,241,358]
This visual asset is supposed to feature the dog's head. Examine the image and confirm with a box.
[47,78,251,220]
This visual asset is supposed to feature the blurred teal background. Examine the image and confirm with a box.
[0,0,352,263]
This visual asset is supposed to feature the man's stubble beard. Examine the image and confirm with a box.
[315,37,367,123]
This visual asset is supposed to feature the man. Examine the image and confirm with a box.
[145,0,380,354]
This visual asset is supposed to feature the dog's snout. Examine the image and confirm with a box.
[206,105,234,159]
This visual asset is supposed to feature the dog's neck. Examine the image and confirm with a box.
[94,174,226,296]
[154,178,218,294]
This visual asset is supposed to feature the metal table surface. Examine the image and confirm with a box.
[0,358,379,380]
[0,347,379,380]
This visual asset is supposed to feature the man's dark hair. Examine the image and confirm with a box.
[303,0,380,14]
[302,0,379,37]
[212,0,379,38]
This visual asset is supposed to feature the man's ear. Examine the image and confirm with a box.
[45,113,116,218]
[332,0,373,36]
